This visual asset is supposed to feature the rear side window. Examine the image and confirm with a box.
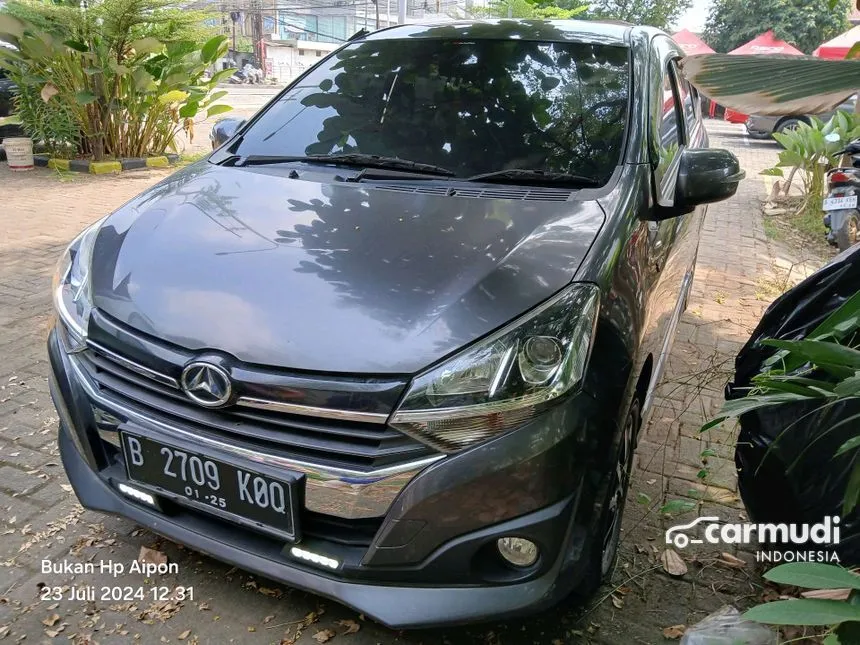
[234,38,631,185]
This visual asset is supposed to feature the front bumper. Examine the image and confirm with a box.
[49,327,605,627]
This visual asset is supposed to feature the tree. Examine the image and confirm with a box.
[472,0,587,19]
[703,0,850,54]
[587,0,693,30]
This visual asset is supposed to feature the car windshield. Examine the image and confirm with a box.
[233,38,630,184]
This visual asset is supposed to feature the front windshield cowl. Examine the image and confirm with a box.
[231,35,630,186]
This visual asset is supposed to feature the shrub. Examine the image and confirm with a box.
[0,3,232,160]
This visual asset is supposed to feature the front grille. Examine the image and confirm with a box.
[77,337,435,472]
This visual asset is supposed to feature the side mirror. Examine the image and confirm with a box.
[674,148,745,211]
[210,117,246,150]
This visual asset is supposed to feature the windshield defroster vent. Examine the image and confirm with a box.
[371,184,574,202]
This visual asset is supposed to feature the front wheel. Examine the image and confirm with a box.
[575,396,642,598]
[835,211,860,252]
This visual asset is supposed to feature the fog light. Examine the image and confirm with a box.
[118,482,156,506]
[290,546,339,570]
[497,537,538,567]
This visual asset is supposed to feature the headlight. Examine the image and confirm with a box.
[52,220,102,352]
[390,283,600,453]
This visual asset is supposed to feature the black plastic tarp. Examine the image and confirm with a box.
[728,245,859,564]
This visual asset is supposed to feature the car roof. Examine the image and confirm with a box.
[363,19,662,47]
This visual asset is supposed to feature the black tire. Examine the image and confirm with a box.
[835,211,860,252]
[774,117,807,145]
[575,396,642,598]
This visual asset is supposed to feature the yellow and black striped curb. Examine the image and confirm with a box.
[34,154,180,174]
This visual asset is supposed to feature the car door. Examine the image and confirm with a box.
[641,38,706,409]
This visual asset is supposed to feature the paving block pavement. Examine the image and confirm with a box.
[0,122,829,644]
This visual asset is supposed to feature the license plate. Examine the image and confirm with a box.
[823,195,858,211]
[120,432,300,540]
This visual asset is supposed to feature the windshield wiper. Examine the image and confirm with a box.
[234,153,455,177]
[465,169,601,187]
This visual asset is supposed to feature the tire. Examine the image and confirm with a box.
[774,117,806,146]
[575,396,642,598]
[835,211,860,252]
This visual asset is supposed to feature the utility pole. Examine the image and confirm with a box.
[398,0,405,23]
[251,0,264,76]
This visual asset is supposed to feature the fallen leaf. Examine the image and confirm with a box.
[718,552,745,569]
[660,549,688,577]
[610,595,624,609]
[41,615,60,627]
[258,587,280,597]
[196,602,210,611]
[263,615,275,624]
[336,619,359,634]
[801,588,851,600]
[178,630,191,640]
[312,630,336,643]
[247,626,256,632]
[662,624,686,639]
[138,546,167,566]
[60,485,73,493]
[0,626,8,640]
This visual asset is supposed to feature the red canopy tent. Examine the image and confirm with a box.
[724,31,805,123]
[672,29,715,56]
[813,25,860,59]
[672,30,722,117]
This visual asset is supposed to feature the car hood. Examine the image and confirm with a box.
[90,163,605,374]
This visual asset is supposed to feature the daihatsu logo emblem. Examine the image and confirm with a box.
[180,362,232,408]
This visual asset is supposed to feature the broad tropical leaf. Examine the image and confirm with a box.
[679,55,860,116]
[206,104,233,118]
[201,35,227,64]
[129,37,164,55]
[763,563,860,591]
[760,339,860,371]
[0,14,25,41]
[836,435,860,457]
[743,598,860,625]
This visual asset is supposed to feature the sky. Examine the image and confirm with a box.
[675,0,712,32]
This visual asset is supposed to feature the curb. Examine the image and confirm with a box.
[30,153,180,173]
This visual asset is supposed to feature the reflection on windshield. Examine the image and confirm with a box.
[237,38,630,182]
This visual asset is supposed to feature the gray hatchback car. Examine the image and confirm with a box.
[50,20,743,627]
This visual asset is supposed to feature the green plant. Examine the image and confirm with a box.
[703,291,860,514]
[760,113,860,214]
[679,55,860,118]
[742,563,860,643]
[699,291,860,643]
[11,79,79,157]
[0,3,233,159]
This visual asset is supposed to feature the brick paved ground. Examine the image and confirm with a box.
[0,122,829,644]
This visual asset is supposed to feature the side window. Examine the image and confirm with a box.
[674,63,698,137]
[657,62,683,183]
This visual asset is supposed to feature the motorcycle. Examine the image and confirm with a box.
[822,139,860,252]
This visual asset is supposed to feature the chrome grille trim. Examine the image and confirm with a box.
[88,340,180,389]
[68,354,443,518]
[237,396,389,424]
[86,340,391,424]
